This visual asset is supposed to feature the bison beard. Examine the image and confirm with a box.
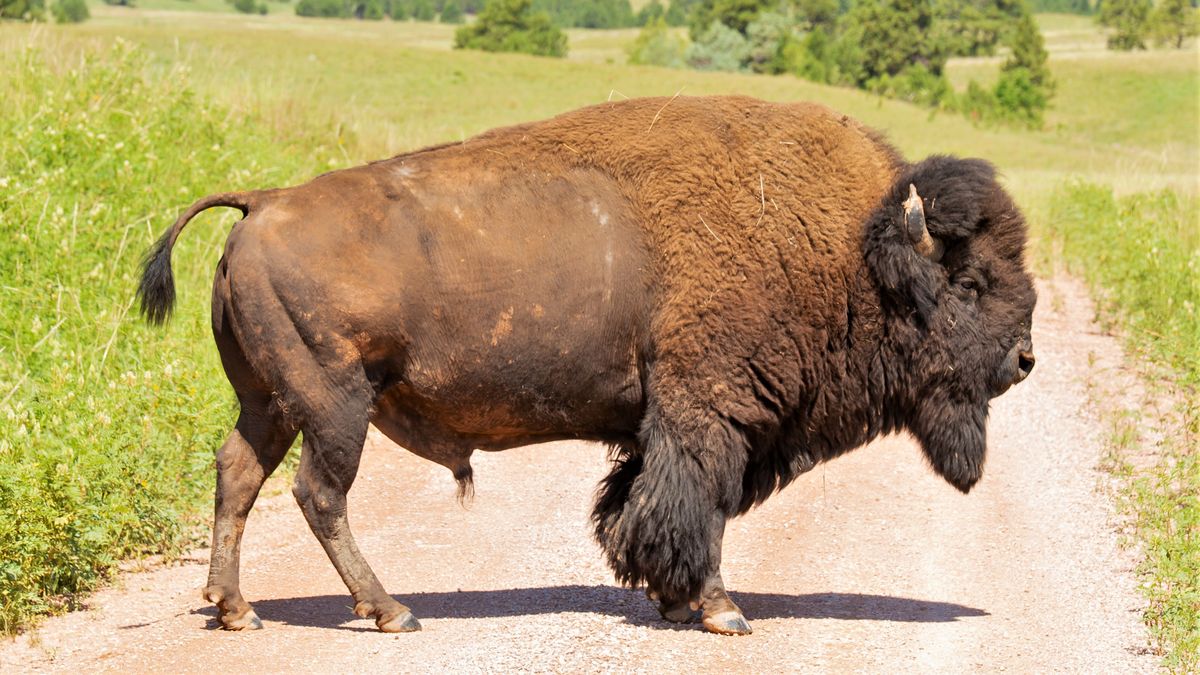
[137,96,1036,635]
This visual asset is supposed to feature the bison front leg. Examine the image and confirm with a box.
[203,403,297,631]
[651,512,752,635]
[594,414,751,635]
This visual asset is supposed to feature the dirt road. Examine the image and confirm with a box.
[1,277,1156,672]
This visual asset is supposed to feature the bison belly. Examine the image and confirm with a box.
[348,164,653,450]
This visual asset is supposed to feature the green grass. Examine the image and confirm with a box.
[0,33,336,632]
[1050,184,1199,386]
[1050,183,1199,670]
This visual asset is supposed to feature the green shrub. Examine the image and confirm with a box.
[627,16,687,67]
[0,0,45,21]
[454,0,567,57]
[878,62,954,107]
[51,0,87,22]
[686,0,771,39]
[684,20,747,71]
[296,0,345,16]
[0,38,330,635]
[744,10,797,74]
[229,0,267,14]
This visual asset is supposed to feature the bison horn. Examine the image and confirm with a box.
[903,184,943,261]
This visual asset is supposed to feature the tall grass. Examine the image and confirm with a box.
[1049,182,1199,670]
[0,36,333,633]
[1050,183,1199,388]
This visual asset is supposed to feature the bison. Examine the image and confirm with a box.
[138,96,1036,636]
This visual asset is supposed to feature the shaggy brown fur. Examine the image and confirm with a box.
[138,96,1036,635]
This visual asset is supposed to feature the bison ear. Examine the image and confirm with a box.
[864,157,1000,322]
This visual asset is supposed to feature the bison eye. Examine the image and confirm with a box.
[954,275,980,300]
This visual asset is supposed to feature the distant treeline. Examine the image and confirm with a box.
[294,0,475,21]
[282,0,1101,27]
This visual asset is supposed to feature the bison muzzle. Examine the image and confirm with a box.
[138,96,1036,636]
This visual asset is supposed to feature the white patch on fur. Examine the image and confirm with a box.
[590,200,611,227]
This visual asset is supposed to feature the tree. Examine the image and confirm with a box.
[684,20,749,70]
[1003,8,1052,91]
[1098,0,1152,49]
[1150,0,1199,48]
[1030,0,1090,12]
[838,0,948,88]
[389,0,411,19]
[636,0,664,24]
[687,0,772,38]
[744,10,798,73]
[1,0,45,19]
[534,0,635,28]
[440,0,464,21]
[454,0,568,57]
[360,0,384,18]
[995,7,1053,125]
[51,0,87,21]
[793,0,838,30]
[933,0,1026,57]
[627,15,687,66]
[296,0,343,15]
[664,0,689,25]
[411,0,436,19]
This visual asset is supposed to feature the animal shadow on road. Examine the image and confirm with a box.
[190,585,987,632]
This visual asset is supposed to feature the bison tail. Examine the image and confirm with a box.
[137,191,262,325]
[593,418,745,605]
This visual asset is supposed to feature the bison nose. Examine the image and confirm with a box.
[1015,350,1036,383]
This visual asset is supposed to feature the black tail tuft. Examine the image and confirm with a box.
[137,229,177,326]
[454,464,475,507]
[135,191,260,326]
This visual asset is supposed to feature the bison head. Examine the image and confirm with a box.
[864,156,1037,493]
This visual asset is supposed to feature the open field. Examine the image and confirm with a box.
[65,6,1196,203]
[1,6,1197,668]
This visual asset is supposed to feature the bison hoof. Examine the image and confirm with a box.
[702,610,752,636]
[656,600,701,624]
[378,611,422,633]
[220,608,264,631]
